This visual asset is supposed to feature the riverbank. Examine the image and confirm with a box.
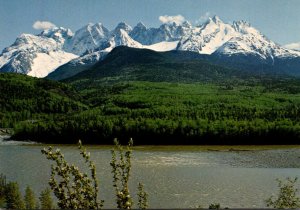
[0,128,13,135]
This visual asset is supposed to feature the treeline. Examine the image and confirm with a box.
[0,73,87,128]
[11,115,300,144]
[9,81,300,144]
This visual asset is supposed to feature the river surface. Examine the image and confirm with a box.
[1,138,300,208]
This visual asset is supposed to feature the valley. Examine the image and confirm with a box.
[1,16,300,145]
[1,47,300,144]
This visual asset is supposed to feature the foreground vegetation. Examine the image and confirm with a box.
[1,140,300,209]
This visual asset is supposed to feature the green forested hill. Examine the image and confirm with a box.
[2,47,300,144]
[0,73,87,128]
[65,46,255,86]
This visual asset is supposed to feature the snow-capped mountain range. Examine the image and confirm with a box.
[1,16,300,78]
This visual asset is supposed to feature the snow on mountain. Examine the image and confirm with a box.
[28,51,78,77]
[0,31,78,77]
[56,27,142,68]
[46,49,109,81]
[109,28,143,49]
[65,23,110,55]
[177,16,238,54]
[40,27,73,46]
[113,22,132,34]
[130,21,192,45]
[143,41,179,52]
[154,21,192,43]
[73,50,109,65]
[2,17,300,78]
[129,22,150,44]
[176,16,300,62]
[216,20,300,60]
[65,22,137,56]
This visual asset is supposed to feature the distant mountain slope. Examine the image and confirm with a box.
[65,46,254,86]
[46,50,109,80]
[48,41,180,81]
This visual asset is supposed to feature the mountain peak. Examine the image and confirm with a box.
[204,15,223,25]
[86,23,94,29]
[111,29,142,48]
[232,20,259,35]
[39,27,73,44]
[202,15,224,28]
[232,20,251,29]
[114,22,132,33]
[136,22,147,29]
[94,22,104,27]
[212,15,222,23]
[182,20,192,28]
[65,22,110,56]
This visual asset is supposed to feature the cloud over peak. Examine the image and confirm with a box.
[33,21,56,30]
[195,12,211,25]
[159,15,185,25]
[284,42,300,51]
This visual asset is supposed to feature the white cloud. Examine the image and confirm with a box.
[33,21,56,30]
[284,42,300,51]
[195,12,211,25]
[159,15,185,25]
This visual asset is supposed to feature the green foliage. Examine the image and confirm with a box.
[65,46,247,84]
[0,174,7,207]
[110,139,148,209]
[4,60,300,145]
[5,182,25,209]
[110,139,134,209]
[137,182,148,209]
[24,185,36,209]
[40,139,147,209]
[209,203,221,209]
[41,140,104,209]
[39,188,54,209]
[0,73,87,128]
[266,177,300,209]
[197,203,227,209]
[9,80,300,144]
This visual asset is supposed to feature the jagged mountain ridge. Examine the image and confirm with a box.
[1,16,300,78]
[0,29,78,77]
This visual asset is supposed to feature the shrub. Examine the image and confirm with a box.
[110,138,148,209]
[209,203,221,209]
[41,140,104,209]
[266,177,300,209]
[0,174,7,207]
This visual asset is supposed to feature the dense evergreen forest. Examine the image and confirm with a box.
[2,47,300,144]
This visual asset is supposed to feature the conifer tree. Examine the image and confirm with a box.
[5,182,25,209]
[24,185,36,209]
[39,188,54,209]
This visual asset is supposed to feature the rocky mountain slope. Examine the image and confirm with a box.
[1,16,300,78]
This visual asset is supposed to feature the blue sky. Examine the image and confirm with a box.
[1,0,300,51]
